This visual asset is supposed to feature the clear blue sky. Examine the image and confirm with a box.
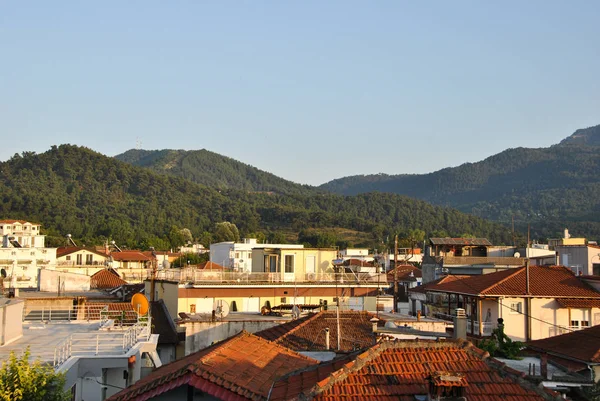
[1,1,599,185]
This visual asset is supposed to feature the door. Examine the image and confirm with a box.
[284,255,295,282]
[305,256,316,280]
[244,298,260,312]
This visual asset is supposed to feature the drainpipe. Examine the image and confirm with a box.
[325,328,330,350]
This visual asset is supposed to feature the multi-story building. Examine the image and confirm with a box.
[0,219,56,288]
[210,238,303,272]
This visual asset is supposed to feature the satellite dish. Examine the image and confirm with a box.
[162,260,170,269]
[514,252,521,258]
[213,300,230,319]
[291,305,301,319]
[131,293,149,315]
[0,269,6,278]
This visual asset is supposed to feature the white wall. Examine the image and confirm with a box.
[38,269,91,292]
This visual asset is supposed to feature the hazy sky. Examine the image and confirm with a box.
[1,1,599,185]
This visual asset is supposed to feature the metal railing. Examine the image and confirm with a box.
[439,256,527,266]
[22,305,140,325]
[53,321,152,367]
[467,321,496,336]
[151,268,387,284]
[548,325,584,337]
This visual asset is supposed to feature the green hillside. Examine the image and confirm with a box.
[0,145,513,249]
[115,148,316,195]
[320,125,600,239]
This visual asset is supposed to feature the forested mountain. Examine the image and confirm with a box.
[0,145,513,250]
[319,124,600,239]
[115,149,316,195]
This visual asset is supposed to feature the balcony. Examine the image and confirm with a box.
[432,312,496,337]
[151,268,387,285]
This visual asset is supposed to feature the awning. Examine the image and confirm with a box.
[556,298,600,308]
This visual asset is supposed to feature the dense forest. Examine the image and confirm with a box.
[0,145,514,250]
[115,148,317,195]
[320,124,600,240]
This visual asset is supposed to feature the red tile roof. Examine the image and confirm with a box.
[527,324,600,363]
[198,261,226,270]
[387,265,422,282]
[420,265,600,298]
[90,268,128,289]
[304,339,558,401]
[256,311,383,353]
[107,331,319,401]
[344,259,374,267]
[0,219,39,225]
[111,251,151,262]
[83,302,138,324]
[555,298,600,308]
[57,246,109,258]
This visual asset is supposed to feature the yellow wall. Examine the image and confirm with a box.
[562,238,586,245]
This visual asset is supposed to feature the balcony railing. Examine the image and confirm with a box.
[151,268,387,285]
[53,321,151,367]
[442,256,527,266]
[549,326,584,337]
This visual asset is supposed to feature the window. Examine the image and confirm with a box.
[86,254,93,265]
[76,254,83,265]
[248,253,252,259]
[265,255,277,273]
[66,256,71,261]
[235,252,240,259]
[570,320,580,328]
[593,264,600,276]
[581,320,590,327]
[284,255,294,273]
[509,302,522,314]
[190,304,196,313]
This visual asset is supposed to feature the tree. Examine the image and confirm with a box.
[0,348,70,401]
[214,222,240,242]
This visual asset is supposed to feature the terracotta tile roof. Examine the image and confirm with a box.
[344,259,374,267]
[387,265,422,282]
[555,298,600,308]
[269,354,356,401]
[304,339,557,401]
[527,325,600,363]
[106,331,319,401]
[57,246,109,258]
[90,268,128,289]
[408,275,465,294]
[255,311,383,353]
[83,302,138,324]
[0,219,38,225]
[421,265,600,298]
[111,251,151,262]
[198,261,226,270]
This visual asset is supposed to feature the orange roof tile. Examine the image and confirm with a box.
[111,251,151,262]
[527,324,600,363]
[305,340,557,401]
[90,268,128,289]
[107,331,319,401]
[256,311,383,353]
[57,246,109,258]
[387,265,422,282]
[421,265,600,298]
[197,261,226,270]
[0,219,39,225]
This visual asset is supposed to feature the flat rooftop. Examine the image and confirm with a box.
[0,321,104,363]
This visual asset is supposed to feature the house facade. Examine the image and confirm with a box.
[251,247,337,282]
[0,219,56,288]
[210,238,303,272]
[555,243,600,276]
[409,265,600,341]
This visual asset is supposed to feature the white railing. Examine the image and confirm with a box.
[152,268,387,284]
[22,305,140,326]
[549,325,583,337]
[466,321,496,336]
[53,321,151,368]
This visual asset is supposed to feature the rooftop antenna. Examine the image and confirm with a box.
[66,234,77,247]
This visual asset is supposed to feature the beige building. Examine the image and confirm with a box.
[410,265,600,342]
[251,247,338,282]
[556,243,600,276]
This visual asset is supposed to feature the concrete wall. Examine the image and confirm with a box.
[38,269,90,292]
[556,245,595,275]
[144,280,179,321]
[182,320,281,355]
[0,299,24,345]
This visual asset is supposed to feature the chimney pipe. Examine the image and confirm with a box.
[370,317,379,333]
[453,308,467,340]
[325,328,330,350]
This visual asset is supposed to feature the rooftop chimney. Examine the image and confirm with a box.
[370,317,380,333]
[325,328,330,350]
[453,308,467,341]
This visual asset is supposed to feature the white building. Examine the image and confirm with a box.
[210,238,303,272]
[0,220,56,289]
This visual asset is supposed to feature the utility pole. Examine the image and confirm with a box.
[150,247,157,303]
[393,235,398,313]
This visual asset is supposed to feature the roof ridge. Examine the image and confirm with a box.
[277,312,321,341]
[480,265,525,295]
